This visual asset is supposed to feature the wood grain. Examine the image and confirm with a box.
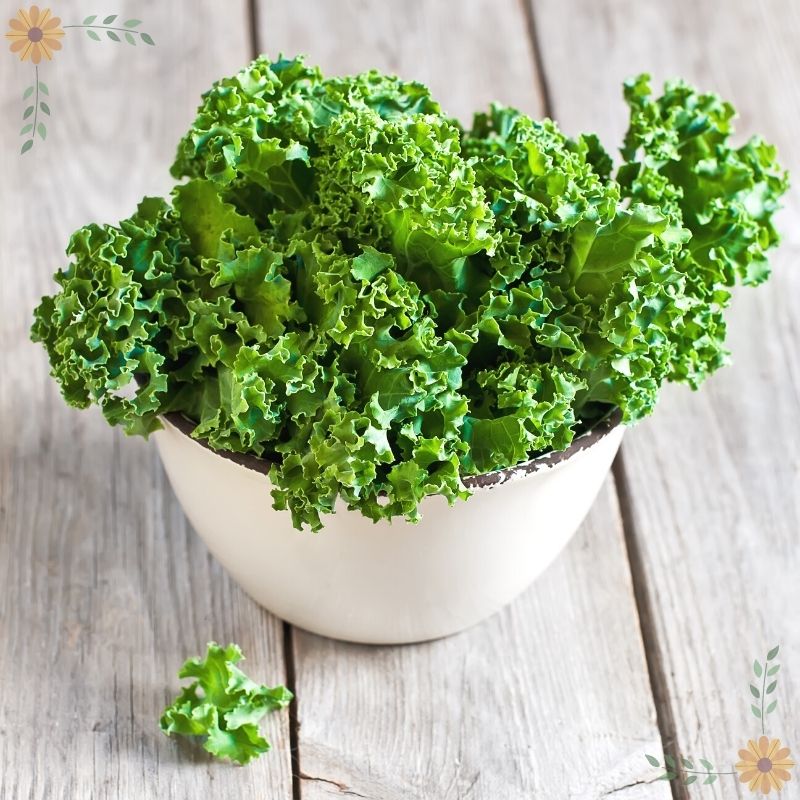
[288,484,672,800]
[531,0,800,796]
[0,2,292,798]
[257,2,669,797]
[255,0,546,123]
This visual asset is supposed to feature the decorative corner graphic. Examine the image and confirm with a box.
[5,5,155,154]
[645,646,795,795]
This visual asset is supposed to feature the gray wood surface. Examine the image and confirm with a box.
[1,0,796,798]
[258,2,668,797]
[256,0,546,124]
[0,2,292,798]
[532,1,800,797]
[284,484,668,800]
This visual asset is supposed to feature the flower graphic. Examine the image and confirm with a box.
[645,645,793,792]
[5,6,64,63]
[735,736,795,795]
[4,6,154,154]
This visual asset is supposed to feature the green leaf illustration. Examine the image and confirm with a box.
[23,86,34,100]
[658,772,676,781]
[87,29,101,41]
[124,19,142,27]
[38,81,48,95]
[664,754,677,769]
[685,775,697,785]
[766,680,778,694]
[766,699,778,714]
[768,664,780,676]
[23,106,34,120]
[767,645,780,661]
[705,775,718,785]
[125,32,135,45]
[21,139,33,155]
[40,101,50,116]
[754,660,763,677]
[140,32,155,45]
[681,756,693,769]
[699,758,714,770]
[20,123,33,135]
[83,14,97,24]
[645,754,660,767]
[107,30,121,42]
[752,704,762,719]
[37,122,46,140]
[750,684,761,698]
[103,14,117,24]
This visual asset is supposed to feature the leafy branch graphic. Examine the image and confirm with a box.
[751,645,780,735]
[63,15,155,46]
[7,6,155,155]
[19,66,48,154]
[644,644,792,795]
[645,752,735,786]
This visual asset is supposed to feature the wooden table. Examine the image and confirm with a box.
[1,1,797,798]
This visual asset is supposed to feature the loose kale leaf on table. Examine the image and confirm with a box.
[160,642,293,765]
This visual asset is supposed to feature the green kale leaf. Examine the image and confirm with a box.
[159,642,293,765]
[31,57,789,530]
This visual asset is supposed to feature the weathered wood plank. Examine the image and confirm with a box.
[287,484,673,800]
[0,2,292,798]
[257,2,669,797]
[532,0,800,796]
[255,0,545,123]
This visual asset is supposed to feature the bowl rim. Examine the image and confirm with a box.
[161,406,623,490]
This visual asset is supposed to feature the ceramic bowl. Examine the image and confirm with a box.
[153,411,623,644]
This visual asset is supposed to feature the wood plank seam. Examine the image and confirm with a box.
[248,9,303,798]
[518,0,554,118]
[613,453,684,800]
[523,2,681,797]
[284,621,302,800]
[247,0,262,62]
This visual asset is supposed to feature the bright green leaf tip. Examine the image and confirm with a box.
[160,642,293,765]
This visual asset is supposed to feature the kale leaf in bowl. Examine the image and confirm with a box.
[32,56,788,530]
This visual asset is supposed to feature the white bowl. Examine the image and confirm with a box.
[154,412,623,644]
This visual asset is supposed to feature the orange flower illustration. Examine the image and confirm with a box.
[736,737,795,795]
[5,6,64,63]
